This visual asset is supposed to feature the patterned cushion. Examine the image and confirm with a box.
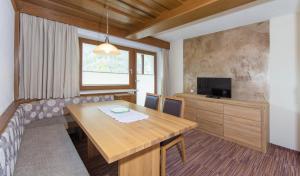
[22,101,44,124]
[21,95,114,124]
[0,108,25,176]
[0,95,114,176]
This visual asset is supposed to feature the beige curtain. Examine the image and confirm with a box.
[161,49,170,96]
[19,13,80,99]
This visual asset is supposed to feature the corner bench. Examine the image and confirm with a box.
[0,95,114,176]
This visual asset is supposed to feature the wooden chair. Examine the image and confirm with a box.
[144,93,160,110]
[161,96,186,176]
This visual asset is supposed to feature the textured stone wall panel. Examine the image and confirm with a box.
[183,22,269,101]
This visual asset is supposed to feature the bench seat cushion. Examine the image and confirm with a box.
[14,124,89,176]
[25,116,67,129]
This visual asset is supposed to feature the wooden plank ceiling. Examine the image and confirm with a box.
[13,0,257,49]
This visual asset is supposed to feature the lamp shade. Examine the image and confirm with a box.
[93,42,120,56]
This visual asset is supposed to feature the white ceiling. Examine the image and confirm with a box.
[154,0,300,41]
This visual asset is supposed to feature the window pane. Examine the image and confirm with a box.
[136,53,143,75]
[82,43,130,86]
[144,54,154,75]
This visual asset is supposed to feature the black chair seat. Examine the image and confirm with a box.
[145,94,159,110]
[163,99,182,117]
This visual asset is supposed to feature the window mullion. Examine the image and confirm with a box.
[142,54,145,75]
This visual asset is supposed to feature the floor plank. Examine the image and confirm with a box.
[70,129,300,176]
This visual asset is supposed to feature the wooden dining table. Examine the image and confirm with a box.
[67,100,197,176]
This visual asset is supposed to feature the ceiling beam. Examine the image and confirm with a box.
[126,0,257,39]
[16,0,170,49]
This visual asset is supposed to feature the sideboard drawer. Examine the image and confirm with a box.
[197,109,223,124]
[224,105,261,121]
[184,107,197,122]
[197,118,223,137]
[186,99,223,113]
[224,115,261,148]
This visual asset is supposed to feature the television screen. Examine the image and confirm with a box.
[197,77,231,98]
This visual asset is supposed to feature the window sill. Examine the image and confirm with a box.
[80,89,136,95]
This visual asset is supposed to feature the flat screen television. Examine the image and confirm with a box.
[197,77,231,98]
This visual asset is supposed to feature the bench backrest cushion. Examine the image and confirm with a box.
[21,95,114,124]
[0,108,25,176]
[0,95,114,176]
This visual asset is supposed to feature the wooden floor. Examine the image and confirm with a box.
[70,129,300,176]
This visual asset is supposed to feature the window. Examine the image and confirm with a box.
[80,38,134,90]
[136,51,157,105]
[143,54,155,75]
[82,43,129,86]
[136,53,155,75]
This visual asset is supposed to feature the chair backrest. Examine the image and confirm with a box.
[162,97,185,118]
[144,93,160,110]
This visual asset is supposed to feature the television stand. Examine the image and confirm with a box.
[176,93,269,153]
[206,95,221,99]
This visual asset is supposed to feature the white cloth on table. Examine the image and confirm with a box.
[98,105,149,123]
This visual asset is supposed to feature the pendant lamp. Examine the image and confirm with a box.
[93,2,120,56]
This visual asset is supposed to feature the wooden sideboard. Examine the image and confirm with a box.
[176,93,269,153]
[114,93,136,104]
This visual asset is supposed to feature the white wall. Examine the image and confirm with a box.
[0,0,15,115]
[168,39,184,95]
[269,13,300,151]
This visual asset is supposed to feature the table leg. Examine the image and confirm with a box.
[118,144,160,176]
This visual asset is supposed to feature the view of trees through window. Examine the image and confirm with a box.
[82,43,129,74]
[82,43,130,86]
